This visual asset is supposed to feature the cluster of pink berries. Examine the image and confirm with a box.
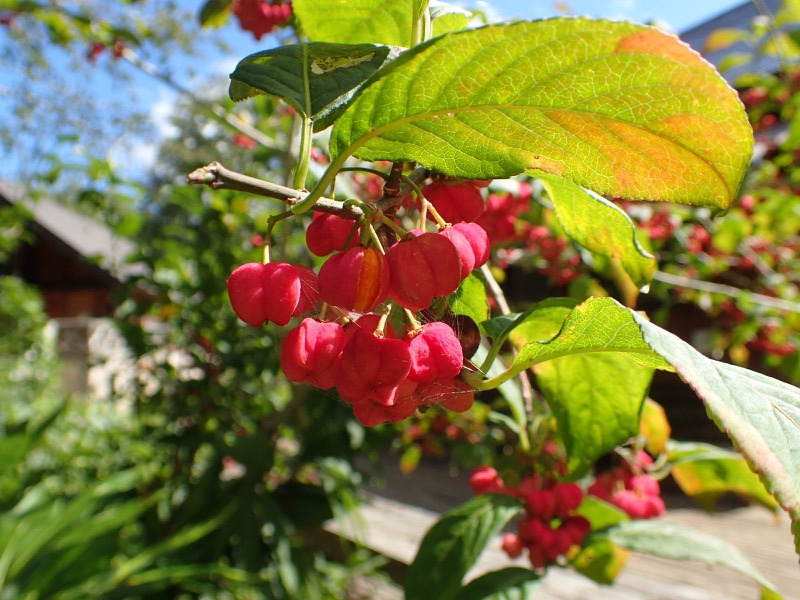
[587,451,666,519]
[231,0,292,41]
[227,180,492,426]
[470,467,591,570]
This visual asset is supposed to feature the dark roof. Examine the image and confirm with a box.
[0,180,142,283]
[680,0,784,84]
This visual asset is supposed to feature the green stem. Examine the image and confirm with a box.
[411,1,429,47]
[365,222,386,253]
[266,210,295,260]
[293,115,313,190]
[374,212,410,239]
[339,166,390,180]
[291,151,350,215]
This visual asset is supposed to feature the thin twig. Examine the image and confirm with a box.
[479,264,536,422]
[186,161,429,219]
[120,47,281,151]
[653,270,800,313]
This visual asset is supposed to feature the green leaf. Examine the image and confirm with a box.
[229,43,400,131]
[576,496,629,531]
[294,0,414,46]
[404,494,523,600]
[508,297,674,376]
[455,567,540,600]
[506,298,577,348]
[330,19,753,208]
[571,537,629,585]
[449,272,489,325]
[430,1,471,36]
[536,352,653,478]
[602,520,780,595]
[536,171,656,289]
[639,398,671,455]
[702,28,753,52]
[198,0,232,27]
[631,312,800,554]
[668,441,780,512]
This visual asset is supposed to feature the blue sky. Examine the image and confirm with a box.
[493,0,741,31]
[2,0,746,182]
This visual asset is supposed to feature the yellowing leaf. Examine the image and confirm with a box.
[330,19,753,209]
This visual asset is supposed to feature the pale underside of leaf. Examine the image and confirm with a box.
[605,520,779,593]
[331,19,753,208]
[631,312,800,554]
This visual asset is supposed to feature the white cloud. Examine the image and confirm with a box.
[149,91,180,139]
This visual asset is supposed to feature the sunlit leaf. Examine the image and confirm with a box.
[430,0,471,36]
[293,0,414,46]
[229,43,400,131]
[198,0,232,27]
[639,398,671,455]
[536,352,653,478]
[449,272,489,325]
[571,537,629,584]
[331,19,753,208]
[702,28,752,53]
[535,171,656,289]
[668,441,779,512]
[509,297,674,374]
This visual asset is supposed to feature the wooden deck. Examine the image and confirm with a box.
[328,457,800,599]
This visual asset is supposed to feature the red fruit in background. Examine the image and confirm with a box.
[306,212,359,256]
[227,262,301,327]
[501,533,524,558]
[523,488,556,521]
[422,181,484,224]
[110,40,126,59]
[519,518,555,547]
[439,223,490,279]
[334,328,411,405]
[386,233,461,311]
[405,322,463,383]
[281,319,346,389]
[741,86,769,108]
[559,516,591,546]
[469,466,505,494]
[233,133,257,149]
[552,483,583,517]
[87,41,106,63]
[232,0,293,40]
[291,265,320,315]
[318,245,390,312]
